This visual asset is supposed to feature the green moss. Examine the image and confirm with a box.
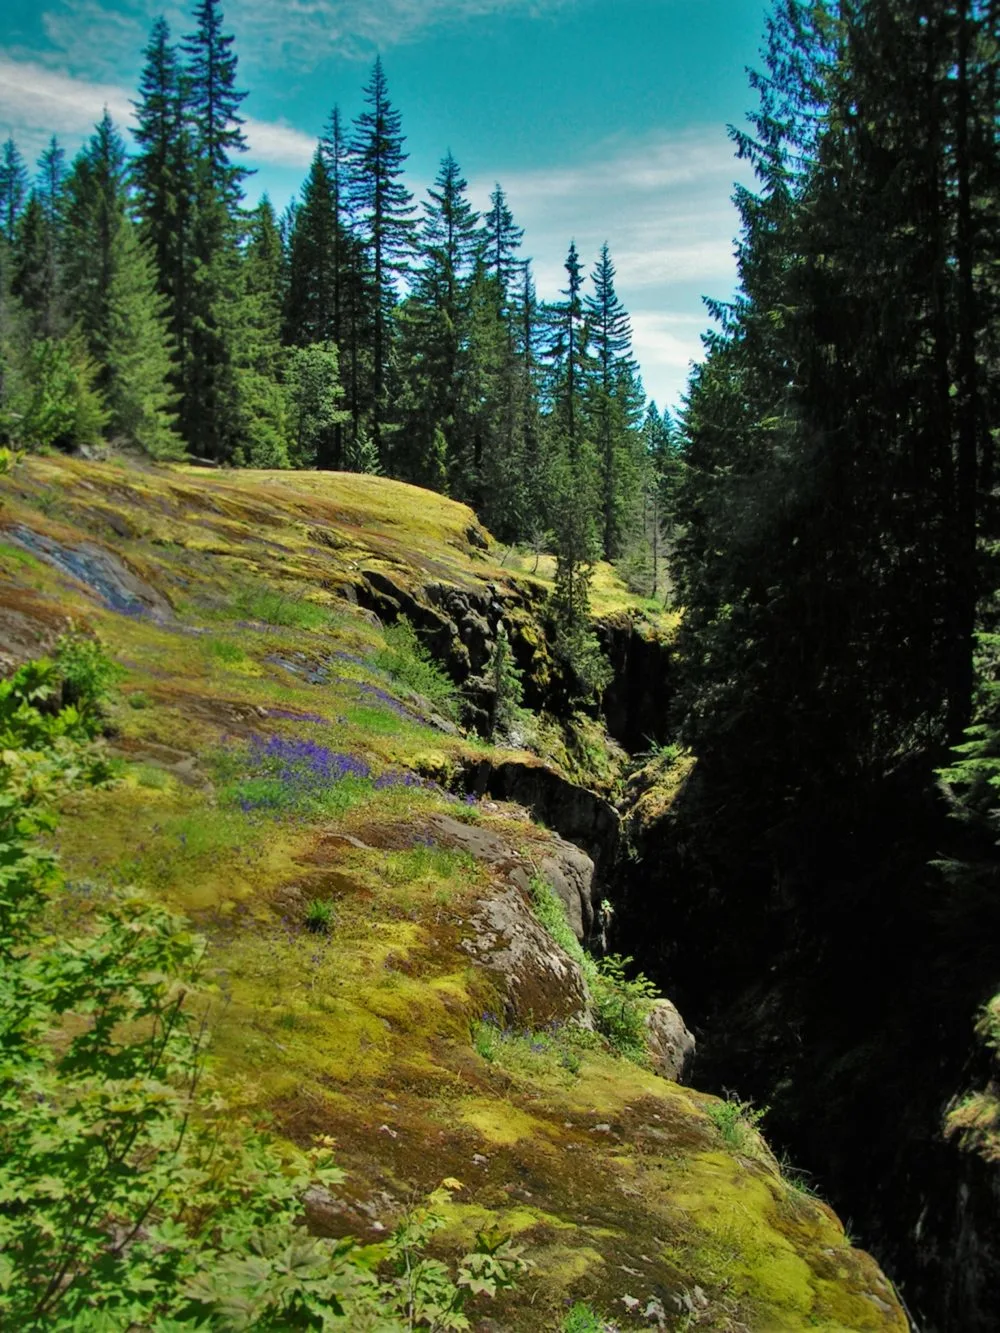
[0,456,908,1333]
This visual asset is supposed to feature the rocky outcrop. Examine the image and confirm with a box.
[512,837,598,946]
[597,611,674,753]
[7,524,174,621]
[645,999,696,1083]
[460,755,620,911]
[461,881,592,1028]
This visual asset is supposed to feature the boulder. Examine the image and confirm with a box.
[461,882,591,1029]
[645,999,696,1084]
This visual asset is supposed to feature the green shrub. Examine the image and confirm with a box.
[527,876,657,1065]
[304,897,335,934]
[375,616,459,718]
[706,1093,769,1153]
[562,1302,613,1332]
[55,632,124,730]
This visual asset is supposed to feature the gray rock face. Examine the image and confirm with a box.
[7,525,174,621]
[510,836,600,947]
[645,999,696,1084]
[424,813,593,1028]
[461,882,591,1029]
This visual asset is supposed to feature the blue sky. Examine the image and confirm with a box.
[0,0,767,412]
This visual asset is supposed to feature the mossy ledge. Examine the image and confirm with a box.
[0,456,906,1331]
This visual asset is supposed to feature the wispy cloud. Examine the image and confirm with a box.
[0,55,316,167]
[469,126,750,407]
[11,0,583,83]
[235,0,582,66]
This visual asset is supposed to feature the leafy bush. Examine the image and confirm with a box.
[375,617,459,718]
[562,1302,615,1332]
[55,631,124,730]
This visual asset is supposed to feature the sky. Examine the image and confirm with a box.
[0,0,768,413]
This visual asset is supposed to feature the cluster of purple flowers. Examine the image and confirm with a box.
[248,733,371,784]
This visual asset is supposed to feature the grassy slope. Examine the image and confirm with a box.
[0,457,904,1333]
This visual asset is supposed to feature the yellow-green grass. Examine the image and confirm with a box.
[0,456,906,1332]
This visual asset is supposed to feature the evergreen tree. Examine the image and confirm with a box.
[547,240,588,461]
[182,0,249,206]
[284,150,339,349]
[232,195,289,466]
[63,113,181,457]
[175,0,250,461]
[285,342,348,469]
[350,57,415,467]
[585,242,640,560]
[0,139,28,241]
[104,226,184,458]
[181,178,244,461]
[64,112,129,377]
[398,151,479,488]
[482,183,524,303]
[132,16,193,373]
[12,140,68,340]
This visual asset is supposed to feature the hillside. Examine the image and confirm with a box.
[0,456,906,1332]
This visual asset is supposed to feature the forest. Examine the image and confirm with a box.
[3,0,1000,1327]
[0,0,674,620]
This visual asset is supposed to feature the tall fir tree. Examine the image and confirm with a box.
[177,0,250,460]
[132,16,193,380]
[397,151,479,488]
[350,57,415,467]
[585,242,640,560]
[0,139,28,242]
[63,113,181,457]
[182,0,249,207]
[482,184,524,305]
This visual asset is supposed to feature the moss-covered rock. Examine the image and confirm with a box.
[0,456,906,1331]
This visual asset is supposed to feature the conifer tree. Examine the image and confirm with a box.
[177,0,250,460]
[63,113,181,457]
[398,151,479,487]
[586,243,639,559]
[104,226,184,458]
[548,240,588,461]
[284,150,338,349]
[482,184,524,303]
[319,106,353,352]
[182,0,249,206]
[233,197,287,466]
[12,140,68,340]
[350,57,414,466]
[0,139,28,242]
[132,16,193,371]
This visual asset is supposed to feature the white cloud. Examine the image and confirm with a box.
[10,0,582,82]
[0,55,316,167]
[231,0,582,68]
[469,126,750,407]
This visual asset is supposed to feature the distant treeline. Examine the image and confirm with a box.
[0,0,681,599]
